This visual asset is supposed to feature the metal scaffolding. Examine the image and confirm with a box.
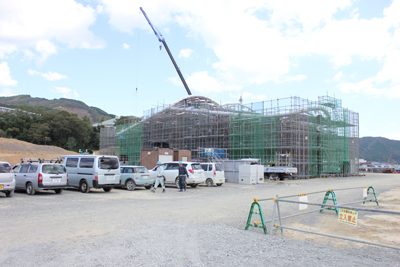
[101,95,359,178]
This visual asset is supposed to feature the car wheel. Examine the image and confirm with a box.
[103,187,112,192]
[54,189,63,194]
[80,180,90,193]
[175,177,180,188]
[5,190,14,197]
[269,173,278,180]
[190,184,198,188]
[126,179,136,191]
[216,183,223,186]
[145,186,151,190]
[26,182,35,195]
[206,178,214,187]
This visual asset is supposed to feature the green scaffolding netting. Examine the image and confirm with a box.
[115,122,143,165]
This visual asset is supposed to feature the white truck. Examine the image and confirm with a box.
[264,166,298,180]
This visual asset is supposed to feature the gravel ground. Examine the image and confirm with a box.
[0,173,399,266]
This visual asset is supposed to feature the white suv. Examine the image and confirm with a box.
[0,161,15,197]
[150,161,206,188]
[200,162,225,187]
[14,163,68,195]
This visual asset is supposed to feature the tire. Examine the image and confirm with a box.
[269,173,278,180]
[26,182,35,195]
[190,184,198,188]
[205,178,214,187]
[54,189,63,194]
[216,183,223,186]
[125,179,136,191]
[5,190,14,197]
[80,180,90,193]
[103,187,112,192]
[145,186,151,190]
[175,177,180,188]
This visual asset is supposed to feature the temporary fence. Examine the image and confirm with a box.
[245,186,400,250]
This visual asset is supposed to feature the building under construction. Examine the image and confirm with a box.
[100,95,359,178]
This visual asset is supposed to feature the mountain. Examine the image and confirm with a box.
[359,136,400,164]
[0,95,115,123]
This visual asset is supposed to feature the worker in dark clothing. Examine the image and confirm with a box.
[178,161,189,192]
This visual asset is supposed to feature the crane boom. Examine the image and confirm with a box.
[140,7,192,96]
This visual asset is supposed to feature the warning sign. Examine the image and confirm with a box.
[338,208,358,226]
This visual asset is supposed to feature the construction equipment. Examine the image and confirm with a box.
[140,7,192,96]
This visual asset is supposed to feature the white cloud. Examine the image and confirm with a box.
[326,71,343,83]
[35,40,57,64]
[178,48,193,59]
[184,71,241,93]
[122,43,130,49]
[98,1,400,95]
[0,62,17,86]
[0,0,105,62]
[28,69,68,81]
[283,74,307,82]
[53,86,79,98]
[0,88,16,96]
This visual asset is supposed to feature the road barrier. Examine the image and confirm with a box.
[245,186,400,250]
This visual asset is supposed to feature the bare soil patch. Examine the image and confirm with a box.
[0,137,77,165]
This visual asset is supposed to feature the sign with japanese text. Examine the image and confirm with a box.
[338,208,358,226]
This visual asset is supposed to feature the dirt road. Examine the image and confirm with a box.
[0,173,399,266]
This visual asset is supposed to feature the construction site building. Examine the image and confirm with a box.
[100,95,359,178]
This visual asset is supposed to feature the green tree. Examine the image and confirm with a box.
[66,137,77,150]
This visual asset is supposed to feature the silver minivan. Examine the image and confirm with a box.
[61,155,121,193]
[14,163,67,195]
[0,161,15,197]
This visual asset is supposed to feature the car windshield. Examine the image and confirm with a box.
[0,163,11,173]
[42,164,66,174]
[98,157,119,169]
[135,167,148,173]
[215,164,223,171]
[191,164,202,170]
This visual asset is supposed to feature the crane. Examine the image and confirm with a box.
[140,7,192,96]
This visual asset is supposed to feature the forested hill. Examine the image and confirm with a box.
[359,136,400,163]
[0,95,115,123]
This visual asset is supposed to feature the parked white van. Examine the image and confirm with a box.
[60,155,121,193]
[200,162,225,186]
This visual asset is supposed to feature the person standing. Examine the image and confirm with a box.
[178,161,189,192]
[153,161,166,193]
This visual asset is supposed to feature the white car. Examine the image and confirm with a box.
[150,161,206,188]
[0,161,15,197]
[200,162,225,187]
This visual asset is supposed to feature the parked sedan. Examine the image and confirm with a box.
[0,161,15,197]
[117,165,153,190]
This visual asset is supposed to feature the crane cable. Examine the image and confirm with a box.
[134,10,141,117]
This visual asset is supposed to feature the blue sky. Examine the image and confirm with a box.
[0,0,399,140]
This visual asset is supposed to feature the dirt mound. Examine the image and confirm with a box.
[0,138,78,165]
